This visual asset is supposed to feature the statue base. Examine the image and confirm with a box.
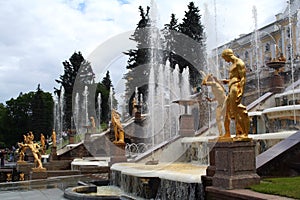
[31,167,47,172]
[212,141,260,189]
[30,169,47,180]
[17,160,28,165]
[50,146,58,161]
[17,162,34,181]
[109,142,127,165]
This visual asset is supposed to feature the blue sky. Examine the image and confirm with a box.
[0,0,286,104]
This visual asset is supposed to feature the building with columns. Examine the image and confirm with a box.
[207,0,300,134]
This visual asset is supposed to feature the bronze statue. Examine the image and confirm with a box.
[202,73,228,136]
[111,109,125,144]
[221,49,250,141]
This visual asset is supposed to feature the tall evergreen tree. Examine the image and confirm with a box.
[163,13,179,69]
[55,51,95,130]
[31,84,54,138]
[124,5,165,113]
[164,2,206,87]
[178,2,206,87]
[123,6,152,113]
[96,71,117,124]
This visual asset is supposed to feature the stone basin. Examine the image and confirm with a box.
[266,61,285,70]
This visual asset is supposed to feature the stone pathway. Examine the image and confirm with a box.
[0,188,67,200]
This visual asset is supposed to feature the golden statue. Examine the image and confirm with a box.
[221,49,250,141]
[132,98,138,116]
[19,173,25,181]
[40,133,46,155]
[17,132,45,170]
[26,132,44,169]
[6,173,12,182]
[111,109,125,144]
[17,135,28,162]
[51,129,56,147]
[90,116,96,131]
[202,73,228,136]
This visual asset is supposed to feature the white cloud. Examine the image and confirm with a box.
[0,0,287,103]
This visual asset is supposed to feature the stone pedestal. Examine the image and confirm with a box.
[69,135,75,144]
[109,143,127,165]
[206,144,216,177]
[50,146,58,161]
[17,162,34,181]
[30,168,47,180]
[212,141,260,189]
[134,111,142,123]
[270,74,284,93]
[179,114,195,137]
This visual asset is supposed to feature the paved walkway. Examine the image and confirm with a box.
[0,188,67,200]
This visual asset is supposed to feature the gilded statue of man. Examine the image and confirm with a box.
[221,49,250,141]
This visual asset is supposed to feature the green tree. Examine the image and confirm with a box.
[3,87,53,146]
[0,103,8,147]
[31,84,54,138]
[163,2,206,87]
[177,2,206,87]
[163,13,179,69]
[55,51,95,130]
[95,71,117,124]
[124,5,165,113]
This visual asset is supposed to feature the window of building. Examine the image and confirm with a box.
[265,43,270,52]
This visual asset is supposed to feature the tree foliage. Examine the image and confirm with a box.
[55,51,95,130]
[124,2,206,112]
[0,86,53,147]
[164,2,206,87]
[95,71,117,124]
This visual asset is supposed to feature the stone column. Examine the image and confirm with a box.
[50,146,58,161]
[212,141,260,189]
[179,114,195,137]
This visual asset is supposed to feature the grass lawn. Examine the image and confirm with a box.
[250,176,300,199]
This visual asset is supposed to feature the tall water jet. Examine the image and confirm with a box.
[53,95,59,136]
[252,6,261,97]
[56,87,65,137]
[288,0,296,124]
[74,92,79,132]
[82,85,89,127]
[97,93,102,128]
[149,65,156,146]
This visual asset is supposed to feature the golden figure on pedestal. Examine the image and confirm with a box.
[17,132,46,170]
[51,129,56,147]
[221,49,250,141]
[111,109,125,144]
[40,133,46,155]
